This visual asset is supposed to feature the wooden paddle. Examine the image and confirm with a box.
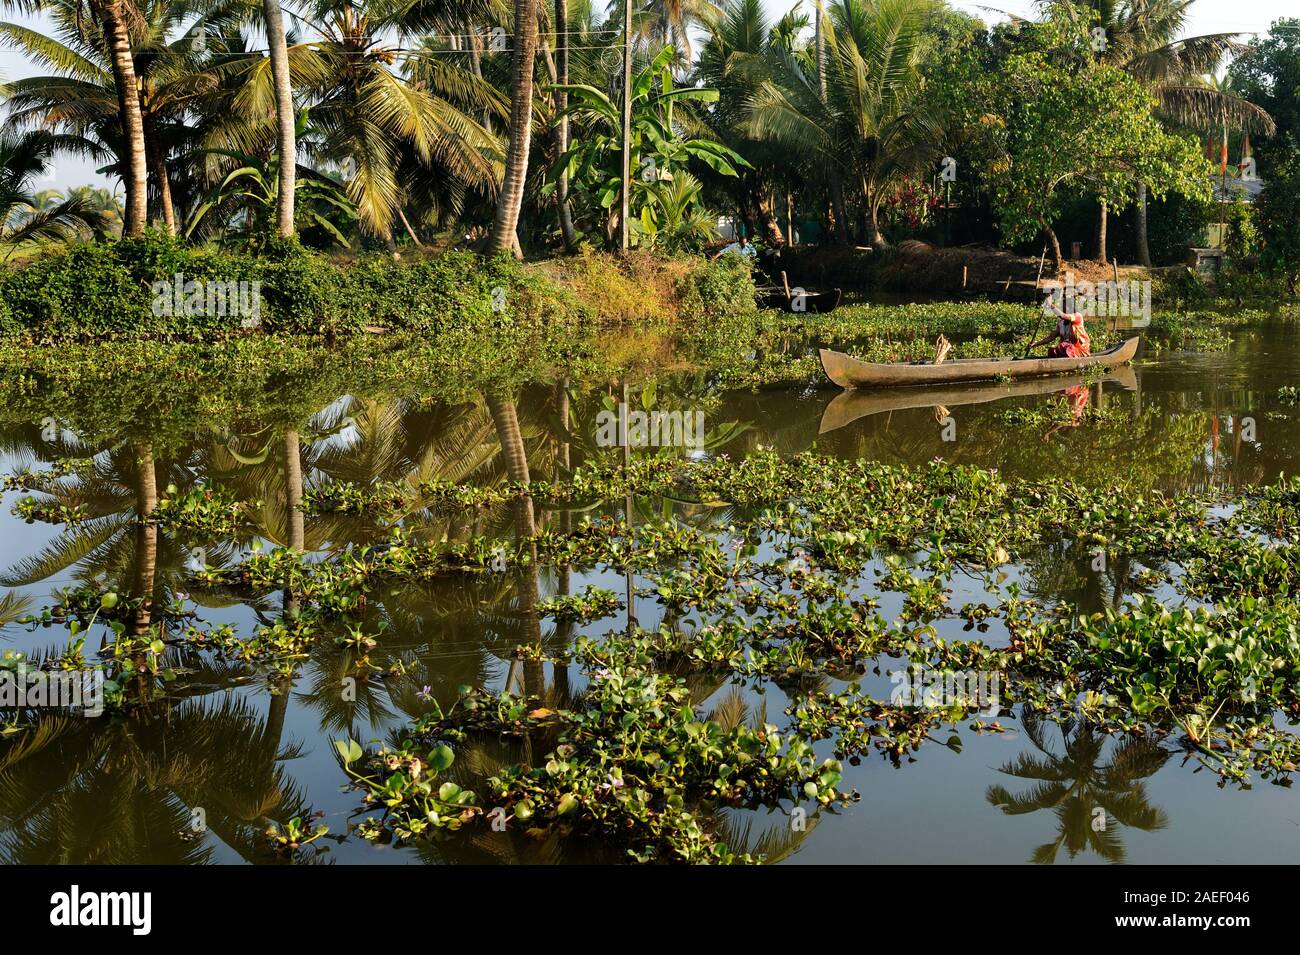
[1020,240,1050,357]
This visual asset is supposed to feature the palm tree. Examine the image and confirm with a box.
[639,0,715,65]
[300,0,501,249]
[0,130,109,252]
[0,695,312,864]
[89,0,147,234]
[262,0,297,236]
[63,183,123,232]
[0,436,182,617]
[1042,0,1275,265]
[486,0,539,256]
[746,0,943,248]
[0,0,148,234]
[694,0,807,246]
[1,0,220,234]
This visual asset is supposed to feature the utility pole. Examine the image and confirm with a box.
[620,0,633,251]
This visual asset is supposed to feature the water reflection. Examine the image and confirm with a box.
[818,367,1138,434]
[0,694,310,864]
[0,323,1297,863]
[987,715,1170,865]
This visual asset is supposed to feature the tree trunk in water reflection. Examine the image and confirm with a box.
[486,393,534,536]
[283,430,305,552]
[283,430,304,615]
[130,444,157,637]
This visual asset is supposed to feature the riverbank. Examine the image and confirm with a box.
[0,236,757,342]
[776,239,1296,308]
[4,237,1295,351]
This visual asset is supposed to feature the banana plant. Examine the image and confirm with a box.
[548,45,750,246]
[186,132,356,248]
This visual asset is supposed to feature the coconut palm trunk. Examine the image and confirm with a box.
[145,128,175,235]
[396,207,424,247]
[486,0,540,258]
[263,0,296,237]
[94,0,148,237]
[815,6,826,99]
[282,429,304,615]
[862,185,885,249]
[283,430,304,552]
[554,0,577,249]
[485,392,534,536]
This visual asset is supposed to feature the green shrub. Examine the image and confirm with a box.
[1215,267,1288,305]
[1256,139,1300,297]
[676,254,757,321]
[1153,267,1212,310]
[0,289,13,337]
[0,236,589,341]
[1222,200,1258,264]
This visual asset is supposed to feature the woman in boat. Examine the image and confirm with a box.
[1029,293,1091,358]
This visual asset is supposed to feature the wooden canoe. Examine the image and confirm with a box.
[818,365,1137,434]
[819,337,1140,389]
[758,287,843,314]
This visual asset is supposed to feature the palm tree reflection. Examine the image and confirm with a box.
[987,714,1169,864]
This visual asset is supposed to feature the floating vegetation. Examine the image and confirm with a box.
[1145,312,1237,352]
[537,587,625,624]
[152,483,260,538]
[239,450,1300,860]
[0,306,1296,865]
[995,400,1126,427]
[11,495,89,526]
[264,816,330,856]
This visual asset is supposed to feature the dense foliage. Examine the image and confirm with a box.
[0,233,756,340]
[0,0,1285,281]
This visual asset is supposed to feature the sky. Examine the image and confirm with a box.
[1,0,1296,190]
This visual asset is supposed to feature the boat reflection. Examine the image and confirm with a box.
[818,366,1138,434]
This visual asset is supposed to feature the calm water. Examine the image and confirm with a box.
[1,322,1298,864]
